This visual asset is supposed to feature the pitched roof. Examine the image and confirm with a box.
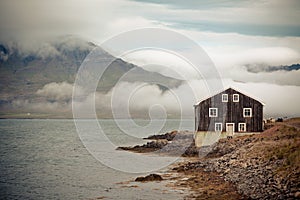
[194,86,265,106]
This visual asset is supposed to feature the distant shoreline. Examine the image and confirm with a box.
[0,115,195,120]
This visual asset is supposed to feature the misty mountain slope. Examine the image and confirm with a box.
[0,36,183,117]
[0,37,96,99]
[0,37,182,99]
[245,63,300,73]
[97,58,183,93]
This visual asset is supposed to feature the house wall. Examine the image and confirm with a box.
[195,88,263,132]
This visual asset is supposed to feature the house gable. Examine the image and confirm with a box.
[194,87,264,132]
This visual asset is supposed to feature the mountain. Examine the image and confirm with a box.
[0,36,183,118]
[245,63,300,73]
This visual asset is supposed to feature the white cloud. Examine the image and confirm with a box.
[226,66,300,86]
[215,47,300,68]
[36,82,74,101]
[118,37,300,86]
[9,79,300,118]
[1,0,299,43]
[128,0,300,28]
[0,0,299,119]
[105,17,160,35]
[227,81,300,118]
[121,49,199,80]
[110,80,300,118]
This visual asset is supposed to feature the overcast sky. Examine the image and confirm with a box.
[1,0,299,69]
[1,0,300,117]
[0,0,299,57]
[0,1,299,44]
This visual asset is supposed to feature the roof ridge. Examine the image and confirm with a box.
[194,86,265,106]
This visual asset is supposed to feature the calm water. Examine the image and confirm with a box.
[0,119,193,200]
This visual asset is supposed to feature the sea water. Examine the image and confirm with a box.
[0,119,194,200]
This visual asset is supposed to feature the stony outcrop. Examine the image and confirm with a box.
[174,123,300,199]
[118,130,199,157]
[144,130,178,141]
[135,174,163,182]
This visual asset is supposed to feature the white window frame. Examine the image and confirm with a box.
[238,123,246,132]
[222,94,228,102]
[209,108,218,117]
[243,108,252,117]
[215,123,222,132]
[233,94,239,102]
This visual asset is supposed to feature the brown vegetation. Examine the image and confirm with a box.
[173,119,300,199]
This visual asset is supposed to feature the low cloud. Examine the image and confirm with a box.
[121,45,300,86]
[6,79,300,119]
[210,47,300,71]
[11,99,71,113]
[36,81,74,101]
[112,80,300,118]
[228,67,300,86]
[9,81,74,114]
[228,81,300,118]
[1,36,94,60]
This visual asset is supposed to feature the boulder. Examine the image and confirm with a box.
[135,174,163,182]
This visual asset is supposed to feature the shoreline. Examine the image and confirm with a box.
[168,159,247,200]
[118,118,300,199]
[117,130,200,157]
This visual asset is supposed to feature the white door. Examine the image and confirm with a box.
[226,123,234,137]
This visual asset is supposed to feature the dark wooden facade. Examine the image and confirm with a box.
[194,88,263,132]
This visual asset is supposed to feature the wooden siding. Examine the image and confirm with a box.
[195,88,263,132]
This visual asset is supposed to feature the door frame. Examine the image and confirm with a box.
[226,123,235,135]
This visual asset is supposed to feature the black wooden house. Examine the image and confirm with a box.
[194,87,264,134]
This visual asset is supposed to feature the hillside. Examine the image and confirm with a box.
[172,119,300,199]
[0,36,182,118]
[245,63,300,73]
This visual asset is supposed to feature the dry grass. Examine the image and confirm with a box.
[262,125,300,174]
[171,169,248,200]
[172,118,300,199]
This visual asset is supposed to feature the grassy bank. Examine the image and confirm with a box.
[172,118,300,199]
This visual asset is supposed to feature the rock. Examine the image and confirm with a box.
[135,174,163,182]
[119,131,198,156]
[241,162,247,168]
[231,154,238,159]
[144,131,178,141]
[126,121,300,200]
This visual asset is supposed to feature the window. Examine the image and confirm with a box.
[215,123,222,132]
[239,123,246,132]
[233,94,239,102]
[243,108,252,117]
[209,108,218,117]
[222,94,228,102]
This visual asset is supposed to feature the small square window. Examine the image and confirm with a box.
[215,123,222,132]
[222,94,228,102]
[239,123,246,132]
[243,108,252,117]
[233,94,239,102]
[209,108,218,117]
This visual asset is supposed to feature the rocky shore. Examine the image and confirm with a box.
[117,130,200,157]
[173,121,300,199]
[118,119,300,199]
